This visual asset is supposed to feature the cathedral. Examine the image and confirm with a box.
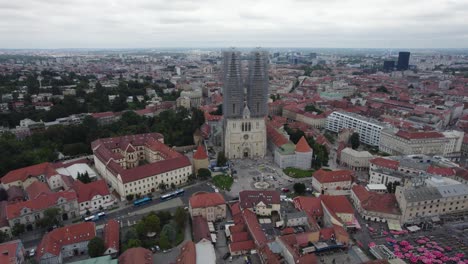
[223,49,268,159]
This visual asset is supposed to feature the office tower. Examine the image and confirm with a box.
[383,60,395,71]
[247,49,269,118]
[222,50,244,119]
[397,52,410,71]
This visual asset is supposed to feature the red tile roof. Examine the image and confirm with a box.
[6,186,24,202]
[321,195,354,214]
[192,216,211,242]
[36,222,96,261]
[395,130,444,140]
[231,231,250,242]
[313,169,352,184]
[193,145,208,160]
[266,123,289,147]
[71,180,110,203]
[119,247,153,264]
[426,166,455,176]
[295,136,312,153]
[229,224,246,234]
[242,209,268,247]
[25,181,51,199]
[6,191,77,220]
[176,241,196,264]
[189,192,225,209]
[229,240,255,253]
[352,185,401,215]
[104,219,119,253]
[230,202,241,217]
[293,196,323,218]
[239,190,280,210]
[370,157,400,170]
[2,162,57,184]
[0,240,24,264]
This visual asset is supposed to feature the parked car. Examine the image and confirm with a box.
[150,246,157,253]
[28,248,36,257]
[163,249,172,253]
[223,252,231,260]
[281,188,290,193]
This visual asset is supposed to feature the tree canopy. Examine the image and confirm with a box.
[88,237,106,257]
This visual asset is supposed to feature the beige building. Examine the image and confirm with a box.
[282,105,327,128]
[379,129,464,157]
[339,148,373,171]
[176,96,191,109]
[92,133,192,200]
[189,192,226,222]
[312,169,353,195]
[395,176,468,224]
[239,190,280,216]
[224,107,267,159]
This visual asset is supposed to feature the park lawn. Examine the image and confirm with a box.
[212,174,234,191]
[283,167,314,178]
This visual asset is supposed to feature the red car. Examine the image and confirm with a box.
[281,188,290,193]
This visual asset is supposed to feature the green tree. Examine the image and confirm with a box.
[170,183,176,190]
[125,239,142,250]
[0,230,10,243]
[376,85,389,93]
[123,228,138,242]
[197,168,211,179]
[293,183,306,194]
[216,151,227,167]
[88,237,106,257]
[126,194,134,201]
[158,183,167,192]
[161,223,177,244]
[159,233,170,249]
[145,214,161,234]
[37,208,61,228]
[12,223,25,236]
[174,207,187,228]
[77,171,91,184]
[349,133,360,150]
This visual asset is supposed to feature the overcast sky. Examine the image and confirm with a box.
[1,0,467,49]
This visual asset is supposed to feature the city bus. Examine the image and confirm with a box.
[160,189,185,201]
[84,211,106,222]
[133,197,152,206]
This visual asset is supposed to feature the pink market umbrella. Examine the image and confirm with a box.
[386,237,393,242]
[368,242,376,248]
[418,248,425,252]
[418,240,426,244]
[410,257,419,263]
[444,246,452,251]
[383,231,389,235]
[456,253,465,258]
[442,256,450,262]
[400,241,410,246]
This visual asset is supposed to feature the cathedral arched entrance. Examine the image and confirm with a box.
[243,148,250,158]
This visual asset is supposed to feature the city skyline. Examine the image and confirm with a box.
[0,0,467,49]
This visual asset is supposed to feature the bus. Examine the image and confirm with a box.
[84,212,106,222]
[160,189,185,201]
[133,197,152,206]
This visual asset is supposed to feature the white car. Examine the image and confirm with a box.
[29,248,36,257]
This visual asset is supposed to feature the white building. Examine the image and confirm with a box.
[326,111,384,147]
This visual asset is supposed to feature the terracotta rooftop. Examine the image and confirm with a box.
[295,136,312,153]
[426,166,455,176]
[313,169,352,184]
[396,130,444,140]
[242,209,268,247]
[352,185,401,215]
[25,181,51,200]
[2,162,57,184]
[370,157,400,170]
[119,247,153,264]
[321,195,354,214]
[0,240,23,264]
[189,192,225,209]
[104,219,120,253]
[229,240,255,253]
[193,145,208,160]
[36,222,96,261]
[192,216,211,243]
[71,180,110,203]
[176,241,196,264]
[6,191,77,220]
[293,196,323,217]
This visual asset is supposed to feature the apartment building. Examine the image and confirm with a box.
[395,176,468,224]
[351,185,401,223]
[339,148,374,171]
[92,133,192,200]
[239,190,280,216]
[326,111,384,147]
[312,169,353,195]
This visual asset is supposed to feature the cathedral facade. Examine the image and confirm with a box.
[223,49,268,159]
